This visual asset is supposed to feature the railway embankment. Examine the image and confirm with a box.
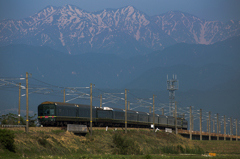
[1,127,240,158]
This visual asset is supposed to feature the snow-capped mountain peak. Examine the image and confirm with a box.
[0,5,240,56]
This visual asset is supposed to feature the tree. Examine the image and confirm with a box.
[0,113,37,126]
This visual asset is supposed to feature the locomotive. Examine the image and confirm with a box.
[38,101,188,130]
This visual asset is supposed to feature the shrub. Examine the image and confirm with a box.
[51,129,65,135]
[37,135,52,148]
[112,133,142,155]
[0,129,15,152]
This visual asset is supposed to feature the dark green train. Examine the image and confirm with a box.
[38,101,188,129]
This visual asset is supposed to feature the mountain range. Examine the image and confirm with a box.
[1,5,240,56]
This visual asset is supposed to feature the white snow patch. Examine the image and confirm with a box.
[168,30,170,35]
[127,6,134,17]
[78,32,85,39]
[135,30,140,40]
[59,32,65,46]
[45,16,53,23]
[68,5,74,12]
[89,27,94,33]
[199,22,208,44]
[89,36,94,48]
[171,20,178,32]
[102,10,107,19]
[70,32,77,38]
[75,9,83,16]
[41,33,50,44]
[140,15,150,26]
[114,9,120,26]
[97,14,103,25]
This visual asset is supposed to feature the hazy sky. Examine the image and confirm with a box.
[0,0,240,22]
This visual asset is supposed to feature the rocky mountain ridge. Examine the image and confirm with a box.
[0,5,240,56]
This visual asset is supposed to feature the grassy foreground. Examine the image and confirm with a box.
[0,127,240,159]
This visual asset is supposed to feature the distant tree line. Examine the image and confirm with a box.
[0,113,37,127]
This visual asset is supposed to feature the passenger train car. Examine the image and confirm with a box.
[38,101,188,130]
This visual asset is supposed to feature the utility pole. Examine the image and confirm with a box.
[153,95,155,133]
[213,119,215,133]
[100,94,102,108]
[207,119,209,132]
[236,119,238,141]
[236,119,238,142]
[230,117,232,141]
[175,101,177,134]
[26,72,29,134]
[224,115,226,141]
[162,108,164,115]
[190,106,192,140]
[63,89,65,103]
[192,114,194,131]
[217,113,219,140]
[219,121,221,134]
[90,83,92,136]
[18,83,21,125]
[200,109,202,140]
[209,111,211,140]
[128,101,130,110]
[125,89,127,133]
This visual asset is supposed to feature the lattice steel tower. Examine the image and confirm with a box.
[167,74,178,116]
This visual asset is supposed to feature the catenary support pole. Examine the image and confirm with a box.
[209,111,211,140]
[190,106,192,140]
[90,83,92,136]
[153,95,155,133]
[175,101,177,134]
[230,117,232,141]
[200,109,202,140]
[18,83,21,125]
[192,114,194,131]
[207,119,209,132]
[213,119,215,133]
[26,72,29,134]
[100,94,102,108]
[236,119,238,141]
[224,115,226,141]
[125,89,127,133]
[217,113,219,140]
[63,89,65,103]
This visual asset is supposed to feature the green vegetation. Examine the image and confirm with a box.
[0,127,240,158]
[160,145,204,154]
[0,113,37,126]
[112,133,142,155]
[0,129,15,152]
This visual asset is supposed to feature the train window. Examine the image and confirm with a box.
[38,106,43,116]
[42,105,55,116]
[50,108,54,115]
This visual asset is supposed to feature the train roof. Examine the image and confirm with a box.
[40,101,92,107]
